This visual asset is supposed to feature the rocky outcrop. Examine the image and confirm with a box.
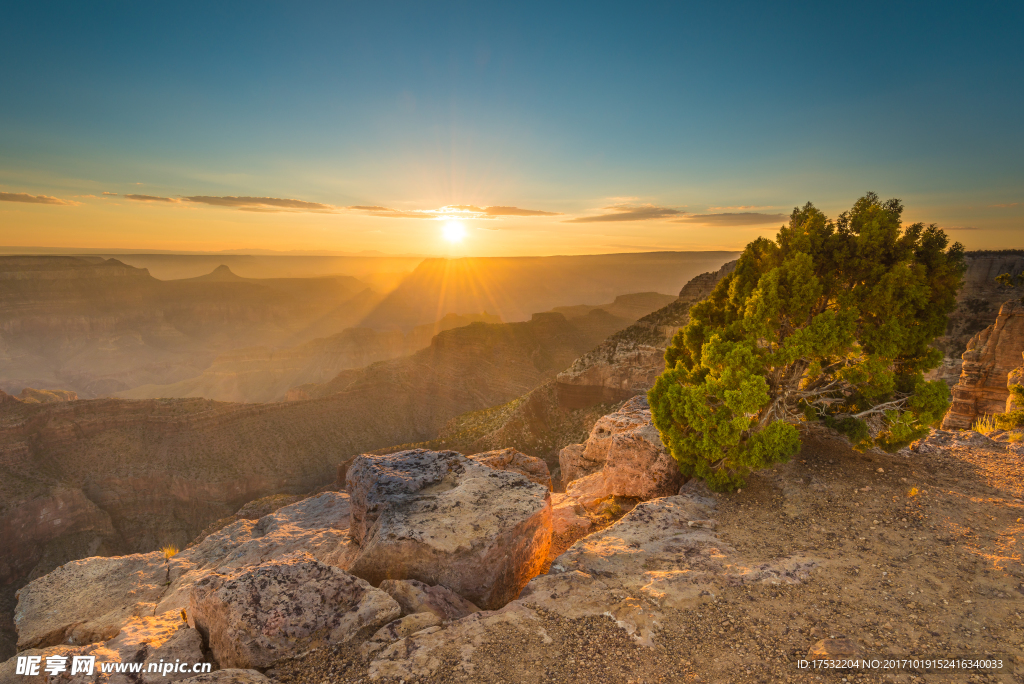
[469,448,552,489]
[553,260,737,408]
[346,450,552,609]
[14,388,77,403]
[942,301,1024,429]
[1006,356,1024,412]
[13,493,355,652]
[928,252,1024,386]
[558,396,681,505]
[188,554,400,669]
[369,493,816,679]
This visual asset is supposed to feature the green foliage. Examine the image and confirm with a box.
[649,193,966,491]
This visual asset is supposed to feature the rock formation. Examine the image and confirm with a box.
[942,301,1024,429]
[553,260,738,408]
[188,553,400,669]
[346,450,553,609]
[558,396,682,505]
[13,493,354,652]
[469,448,552,489]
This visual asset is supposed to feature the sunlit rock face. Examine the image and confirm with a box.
[942,301,1024,429]
[346,449,552,609]
[187,553,399,669]
[559,395,682,506]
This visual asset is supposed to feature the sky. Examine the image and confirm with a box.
[1,1,1021,256]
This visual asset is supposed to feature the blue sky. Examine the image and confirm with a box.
[0,1,1021,255]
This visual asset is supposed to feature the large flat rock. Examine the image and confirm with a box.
[347,449,552,610]
[188,553,399,669]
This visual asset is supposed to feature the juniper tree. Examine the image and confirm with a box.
[648,193,966,491]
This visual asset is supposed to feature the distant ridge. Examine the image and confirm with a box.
[183,264,247,282]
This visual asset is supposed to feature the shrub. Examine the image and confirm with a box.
[649,193,965,491]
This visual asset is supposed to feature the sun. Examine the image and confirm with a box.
[442,221,467,243]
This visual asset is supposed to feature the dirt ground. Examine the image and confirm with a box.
[273,429,1024,683]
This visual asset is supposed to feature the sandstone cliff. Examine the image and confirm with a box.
[928,251,1024,386]
[942,300,1024,429]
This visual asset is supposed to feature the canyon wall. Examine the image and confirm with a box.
[0,257,378,398]
[941,301,1024,429]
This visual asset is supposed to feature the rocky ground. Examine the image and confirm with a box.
[271,428,1024,684]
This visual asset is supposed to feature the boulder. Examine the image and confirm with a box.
[559,396,682,506]
[470,448,552,489]
[359,612,443,659]
[378,579,480,621]
[188,553,400,669]
[943,301,1024,429]
[346,449,552,610]
[13,492,355,652]
[14,552,168,650]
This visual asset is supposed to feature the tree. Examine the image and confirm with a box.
[648,193,966,491]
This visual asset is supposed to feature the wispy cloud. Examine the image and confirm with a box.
[0,192,76,205]
[348,204,560,220]
[183,196,335,212]
[991,202,1021,208]
[706,204,778,212]
[565,204,686,223]
[944,225,981,231]
[102,191,118,196]
[124,194,181,203]
[483,206,560,216]
[676,212,786,226]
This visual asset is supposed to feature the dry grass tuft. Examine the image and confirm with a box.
[973,414,998,436]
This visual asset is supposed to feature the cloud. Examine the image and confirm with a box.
[991,202,1021,208]
[124,194,180,203]
[102,191,118,196]
[944,225,981,231]
[675,212,787,226]
[565,204,686,223]
[183,196,336,212]
[483,206,561,216]
[0,192,76,205]
[706,205,777,212]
